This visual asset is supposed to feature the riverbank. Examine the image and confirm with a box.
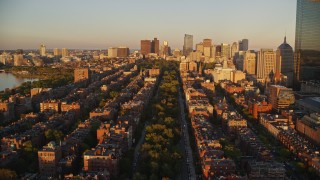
[0,67,73,100]
[4,66,73,79]
[0,72,37,92]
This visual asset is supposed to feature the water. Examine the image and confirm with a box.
[0,72,38,91]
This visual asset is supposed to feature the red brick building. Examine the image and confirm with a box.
[40,100,61,113]
[225,85,244,94]
[147,68,160,77]
[38,142,62,178]
[83,144,119,177]
[296,113,320,145]
[248,100,273,119]
[74,68,90,83]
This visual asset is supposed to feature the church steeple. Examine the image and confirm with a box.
[223,96,226,104]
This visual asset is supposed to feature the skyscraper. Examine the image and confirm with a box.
[203,39,213,58]
[39,44,46,56]
[151,38,159,55]
[53,48,60,56]
[160,41,171,58]
[141,40,151,55]
[203,39,212,47]
[196,43,204,54]
[141,38,159,56]
[108,47,118,58]
[215,45,222,58]
[243,50,256,75]
[239,39,249,51]
[276,37,294,87]
[117,46,129,57]
[61,48,69,57]
[257,49,276,82]
[183,34,193,56]
[294,0,320,83]
[231,42,239,59]
[221,43,231,59]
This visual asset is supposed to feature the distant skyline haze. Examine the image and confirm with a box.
[0,0,296,50]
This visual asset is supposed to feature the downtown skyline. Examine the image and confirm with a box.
[0,0,296,50]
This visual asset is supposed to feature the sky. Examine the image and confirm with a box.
[0,0,297,50]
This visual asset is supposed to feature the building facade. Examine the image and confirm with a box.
[38,142,62,178]
[39,44,46,56]
[108,47,118,58]
[141,40,151,55]
[53,48,60,56]
[183,34,193,56]
[231,42,239,59]
[296,113,320,145]
[243,51,256,75]
[257,49,276,82]
[277,37,294,87]
[268,85,295,111]
[74,68,90,83]
[151,38,159,55]
[294,0,320,83]
[221,43,231,59]
[117,46,129,58]
[239,39,249,51]
[61,48,69,57]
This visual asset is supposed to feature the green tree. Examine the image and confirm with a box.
[150,174,158,180]
[45,129,64,142]
[109,91,120,99]
[133,172,148,180]
[0,168,17,179]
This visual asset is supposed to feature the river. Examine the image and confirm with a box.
[0,72,38,91]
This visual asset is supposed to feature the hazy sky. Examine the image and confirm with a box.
[0,0,296,50]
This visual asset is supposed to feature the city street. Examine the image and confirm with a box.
[132,124,146,174]
[178,87,196,180]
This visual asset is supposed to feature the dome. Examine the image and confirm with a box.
[278,36,293,50]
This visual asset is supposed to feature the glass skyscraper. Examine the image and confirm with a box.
[294,0,320,83]
[183,34,193,56]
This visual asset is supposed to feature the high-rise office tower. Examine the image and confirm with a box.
[39,44,46,56]
[239,39,249,51]
[151,38,159,55]
[13,54,23,66]
[243,51,256,75]
[211,45,216,61]
[141,40,151,55]
[231,42,239,59]
[221,43,231,59]
[117,46,129,58]
[183,34,193,56]
[257,49,276,82]
[203,39,212,47]
[61,48,69,57]
[294,0,320,83]
[53,48,60,56]
[276,36,294,87]
[215,45,222,58]
[108,47,118,58]
[160,41,171,58]
[196,43,204,54]
[203,39,214,59]
[0,52,10,65]
[173,48,182,58]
